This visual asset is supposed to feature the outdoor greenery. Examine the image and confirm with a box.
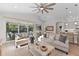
[28,25,34,32]
[19,25,27,32]
[6,22,18,33]
[6,22,34,33]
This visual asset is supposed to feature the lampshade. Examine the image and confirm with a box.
[38,35,44,42]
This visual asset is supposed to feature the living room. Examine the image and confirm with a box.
[0,3,79,56]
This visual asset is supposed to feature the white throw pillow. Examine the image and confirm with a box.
[54,34,60,40]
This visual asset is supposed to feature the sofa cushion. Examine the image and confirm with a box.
[59,35,67,43]
[54,41,68,48]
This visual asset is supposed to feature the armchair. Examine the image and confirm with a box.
[53,33,69,54]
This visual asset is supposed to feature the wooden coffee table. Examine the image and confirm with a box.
[28,42,55,56]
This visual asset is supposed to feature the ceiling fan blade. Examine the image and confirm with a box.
[32,9,38,12]
[44,9,49,13]
[41,10,44,14]
[47,8,54,10]
[34,3,40,7]
[30,6,38,8]
[46,3,56,7]
[40,3,48,6]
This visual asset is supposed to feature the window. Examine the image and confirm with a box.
[19,25,27,33]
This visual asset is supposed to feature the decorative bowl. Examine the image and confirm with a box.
[40,45,47,52]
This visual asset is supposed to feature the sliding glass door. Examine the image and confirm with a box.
[6,22,18,41]
[6,22,34,41]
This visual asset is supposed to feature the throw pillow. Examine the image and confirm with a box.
[59,35,67,43]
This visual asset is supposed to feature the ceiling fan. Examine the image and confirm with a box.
[31,3,56,14]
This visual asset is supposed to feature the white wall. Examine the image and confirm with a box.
[39,14,57,33]
[0,19,6,44]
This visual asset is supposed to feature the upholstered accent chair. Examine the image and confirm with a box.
[54,33,69,54]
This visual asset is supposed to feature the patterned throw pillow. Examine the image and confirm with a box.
[59,35,67,43]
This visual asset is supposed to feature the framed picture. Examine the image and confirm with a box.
[45,26,54,31]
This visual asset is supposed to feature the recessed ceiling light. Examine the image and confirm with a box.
[74,22,77,25]
[14,6,17,8]
[69,11,71,14]
[40,7,44,10]
[65,23,68,26]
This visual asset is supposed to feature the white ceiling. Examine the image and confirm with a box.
[0,3,78,14]
[0,3,79,22]
[0,3,34,13]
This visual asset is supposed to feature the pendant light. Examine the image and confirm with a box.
[74,4,78,25]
